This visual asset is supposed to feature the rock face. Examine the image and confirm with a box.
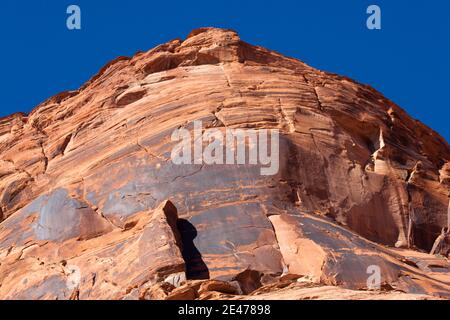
[0,27,449,299]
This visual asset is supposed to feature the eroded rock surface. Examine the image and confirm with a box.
[0,27,449,299]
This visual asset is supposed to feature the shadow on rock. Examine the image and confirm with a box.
[177,218,210,280]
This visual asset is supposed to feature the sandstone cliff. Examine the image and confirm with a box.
[0,28,449,300]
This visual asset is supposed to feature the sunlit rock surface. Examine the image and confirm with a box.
[0,28,448,300]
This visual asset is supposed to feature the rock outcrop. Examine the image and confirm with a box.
[0,27,449,299]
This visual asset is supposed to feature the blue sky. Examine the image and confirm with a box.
[0,0,449,141]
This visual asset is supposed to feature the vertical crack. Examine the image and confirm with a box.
[60,134,73,156]
[303,75,324,111]
[39,141,49,174]
[31,122,49,174]
[275,98,295,133]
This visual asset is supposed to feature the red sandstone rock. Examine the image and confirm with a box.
[0,27,449,299]
[198,279,241,295]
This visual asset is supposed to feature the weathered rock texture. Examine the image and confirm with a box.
[0,27,449,300]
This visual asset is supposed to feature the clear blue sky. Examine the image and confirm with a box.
[0,0,448,141]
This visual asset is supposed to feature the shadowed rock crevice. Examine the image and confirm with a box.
[176,219,210,280]
[232,269,263,294]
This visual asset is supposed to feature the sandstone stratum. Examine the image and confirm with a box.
[0,27,449,300]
